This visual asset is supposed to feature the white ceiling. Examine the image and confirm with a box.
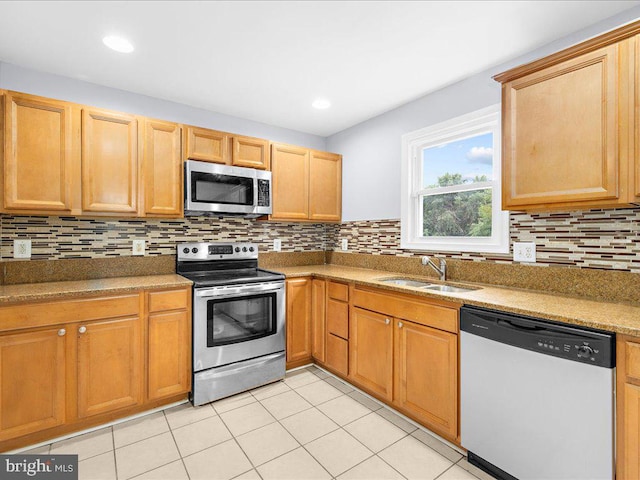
[0,1,638,137]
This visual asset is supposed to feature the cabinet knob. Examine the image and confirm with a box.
[398,322,403,328]
[385,318,390,325]
[78,326,87,334]
[57,328,66,337]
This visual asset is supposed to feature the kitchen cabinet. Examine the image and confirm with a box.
[311,279,326,363]
[495,26,639,211]
[82,107,138,214]
[270,143,342,222]
[325,281,349,376]
[0,286,191,451]
[77,315,143,418]
[350,286,459,441]
[232,135,270,170]
[142,119,182,216]
[350,307,394,402]
[147,289,191,400]
[617,335,640,478]
[0,327,66,442]
[184,125,230,164]
[285,277,312,369]
[2,91,76,213]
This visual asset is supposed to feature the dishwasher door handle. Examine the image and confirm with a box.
[497,319,545,332]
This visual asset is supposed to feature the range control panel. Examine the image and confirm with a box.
[177,242,258,261]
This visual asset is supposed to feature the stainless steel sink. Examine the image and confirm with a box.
[422,284,476,293]
[377,278,432,287]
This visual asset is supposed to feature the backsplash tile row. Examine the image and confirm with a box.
[327,208,640,273]
[0,216,327,260]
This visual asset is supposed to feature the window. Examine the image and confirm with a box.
[401,105,509,253]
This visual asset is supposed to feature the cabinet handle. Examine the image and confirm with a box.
[57,328,66,337]
[385,318,390,325]
[398,322,403,328]
[78,326,87,334]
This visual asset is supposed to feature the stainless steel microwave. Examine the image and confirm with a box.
[184,160,272,217]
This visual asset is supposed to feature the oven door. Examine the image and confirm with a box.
[193,281,285,371]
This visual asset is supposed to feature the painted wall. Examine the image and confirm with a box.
[0,62,326,151]
[328,6,640,222]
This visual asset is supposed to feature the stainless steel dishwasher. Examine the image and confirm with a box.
[460,305,615,480]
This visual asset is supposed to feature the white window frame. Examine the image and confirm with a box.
[400,104,509,253]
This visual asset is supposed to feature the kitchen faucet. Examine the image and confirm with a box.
[423,256,446,281]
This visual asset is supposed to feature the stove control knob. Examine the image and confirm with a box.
[235,247,240,252]
[249,246,254,252]
[192,247,199,254]
[242,247,247,252]
[577,345,594,358]
[182,248,190,254]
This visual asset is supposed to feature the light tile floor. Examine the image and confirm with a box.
[24,366,495,480]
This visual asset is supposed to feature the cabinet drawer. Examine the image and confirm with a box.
[327,299,348,339]
[326,334,348,376]
[148,289,189,313]
[625,340,640,382]
[0,294,140,331]
[328,281,349,302]
[352,288,458,334]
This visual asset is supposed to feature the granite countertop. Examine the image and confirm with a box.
[0,274,192,304]
[274,264,640,337]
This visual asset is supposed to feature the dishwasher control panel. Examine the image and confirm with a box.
[460,306,615,368]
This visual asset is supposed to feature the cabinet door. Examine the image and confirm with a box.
[271,144,309,220]
[394,320,457,440]
[3,92,74,212]
[142,119,182,216]
[82,108,138,213]
[148,310,191,400]
[621,383,640,479]
[285,278,312,368]
[311,279,326,363]
[309,150,342,222]
[232,136,270,170]
[77,316,142,418]
[0,328,66,441]
[503,43,620,208]
[184,126,229,164]
[349,307,393,402]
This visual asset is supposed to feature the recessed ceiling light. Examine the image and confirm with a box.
[102,35,134,53]
[312,98,331,110]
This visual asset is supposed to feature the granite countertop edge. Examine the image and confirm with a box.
[0,274,193,304]
[274,264,640,337]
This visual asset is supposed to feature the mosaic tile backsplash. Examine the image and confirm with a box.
[3,207,640,273]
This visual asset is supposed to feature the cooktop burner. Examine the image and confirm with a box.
[176,242,284,288]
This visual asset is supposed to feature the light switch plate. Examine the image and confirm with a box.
[14,239,31,259]
[273,239,282,252]
[513,242,536,262]
[341,239,348,251]
[132,240,145,256]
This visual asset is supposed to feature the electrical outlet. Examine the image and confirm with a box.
[132,239,145,256]
[13,239,31,259]
[341,239,348,251]
[513,242,536,262]
[273,239,282,252]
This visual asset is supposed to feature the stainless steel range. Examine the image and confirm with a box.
[177,242,285,406]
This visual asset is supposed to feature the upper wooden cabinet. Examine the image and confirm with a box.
[495,23,640,211]
[270,143,342,222]
[232,135,270,170]
[142,119,182,216]
[82,108,138,214]
[2,92,75,213]
[184,126,230,164]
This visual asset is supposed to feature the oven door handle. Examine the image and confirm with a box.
[195,282,284,298]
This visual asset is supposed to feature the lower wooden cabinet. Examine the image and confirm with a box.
[0,286,191,450]
[617,335,640,478]
[394,319,457,439]
[286,278,312,368]
[0,327,66,442]
[311,279,326,363]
